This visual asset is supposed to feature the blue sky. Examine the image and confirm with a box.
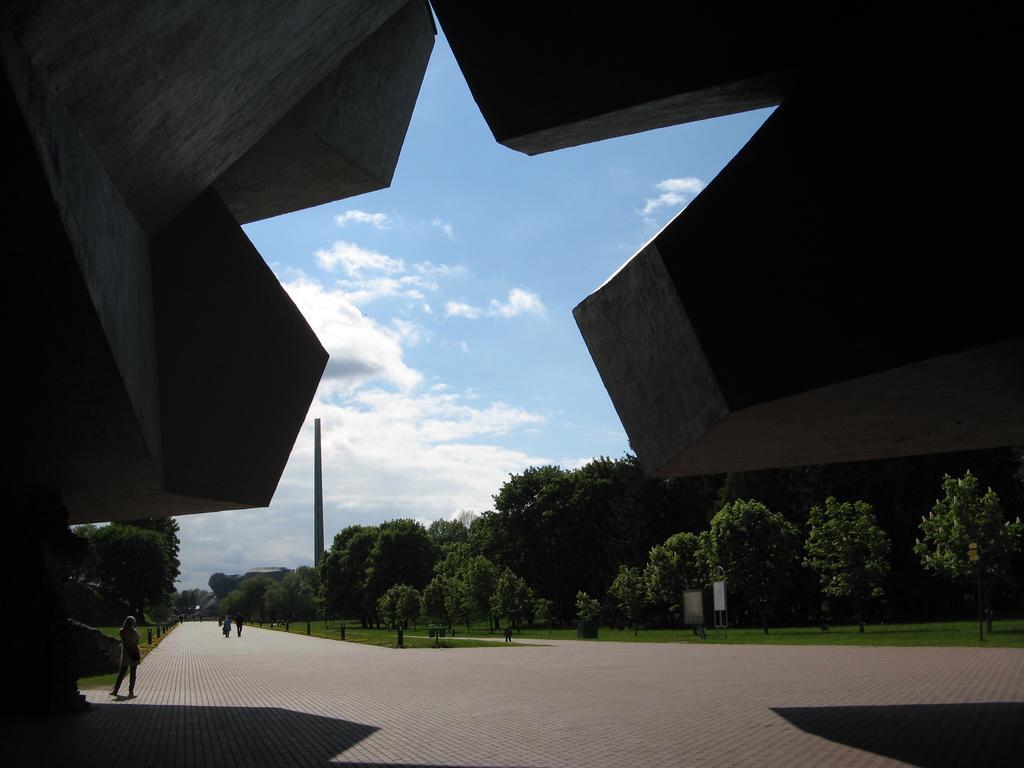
[175,29,773,590]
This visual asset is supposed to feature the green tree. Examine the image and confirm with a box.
[462,555,498,630]
[490,568,531,630]
[225,576,274,620]
[533,597,555,632]
[608,565,647,634]
[420,576,454,630]
[364,520,435,622]
[445,577,473,632]
[265,569,318,621]
[377,583,422,630]
[804,497,891,632]
[174,588,210,615]
[644,531,703,621]
[321,526,378,626]
[87,524,175,619]
[914,471,1023,630]
[575,590,601,622]
[434,541,473,579]
[71,523,98,582]
[704,499,799,633]
[427,519,469,552]
[116,518,181,586]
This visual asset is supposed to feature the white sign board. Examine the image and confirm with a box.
[713,581,727,611]
[683,590,704,625]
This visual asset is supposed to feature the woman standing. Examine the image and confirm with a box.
[111,615,141,697]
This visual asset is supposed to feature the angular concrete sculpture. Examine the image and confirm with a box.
[3,1,434,522]
[5,0,434,715]
[215,0,436,223]
[575,67,1024,476]
[431,4,806,154]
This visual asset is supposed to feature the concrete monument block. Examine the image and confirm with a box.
[431,4,804,154]
[575,65,1024,476]
[216,0,436,223]
[7,0,408,232]
[151,188,328,508]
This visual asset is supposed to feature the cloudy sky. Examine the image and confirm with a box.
[175,27,773,590]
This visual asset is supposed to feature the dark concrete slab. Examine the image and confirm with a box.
[432,4,807,154]
[575,61,1024,476]
[215,0,436,224]
[151,188,328,509]
[3,15,328,520]
[6,0,406,233]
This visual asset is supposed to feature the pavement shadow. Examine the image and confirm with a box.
[12,703,378,767]
[773,701,1024,768]
[11,703,548,767]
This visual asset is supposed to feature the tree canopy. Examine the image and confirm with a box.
[914,471,1023,627]
[804,497,891,630]
[704,499,799,633]
[86,524,176,619]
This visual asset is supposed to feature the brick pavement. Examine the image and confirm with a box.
[12,622,1024,767]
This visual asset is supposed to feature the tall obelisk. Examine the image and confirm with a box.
[314,418,324,568]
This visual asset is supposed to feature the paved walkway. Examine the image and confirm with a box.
[13,622,1024,767]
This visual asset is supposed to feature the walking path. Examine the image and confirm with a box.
[14,622,1024,766]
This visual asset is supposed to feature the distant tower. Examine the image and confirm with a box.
[314,418,324,568]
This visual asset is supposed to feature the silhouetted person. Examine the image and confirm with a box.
[504,625,513,642]
[111,615,141,697]
[223,616,232,637]
[235,614,244,637]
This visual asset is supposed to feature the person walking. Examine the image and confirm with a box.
[223,615,232,638]
[234,614,244,637]
[111,615,141,697]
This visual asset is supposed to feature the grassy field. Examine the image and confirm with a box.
[469,619,1024,648]
[262,617,1024,648]
[78,622,180,690]
[259,620,528,649]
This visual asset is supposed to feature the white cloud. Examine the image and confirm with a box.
[422,303,434,315]
[430,218,454,239]
[335,210,392,229]
[460,340,470,353]
[283,277,422,393]
[315,241,405,276]
[391,318,427,347]
[489,288,546,318]
[640,176,705,221]
[445,300,483,319]
[414,261,465,278]
[656,177,704,194]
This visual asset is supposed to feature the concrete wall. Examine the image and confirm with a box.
[3,2,434,522]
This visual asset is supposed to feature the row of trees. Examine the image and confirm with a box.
[470,450,1024,626]
[317,469,1018,635]
[605,498,882,633]
[320,518,546,631]
[187,449,1022,634]
[602,472,1022,633]
[214,566,322,622]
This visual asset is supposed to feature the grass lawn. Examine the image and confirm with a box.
[78,622,180,690]
[258,620,528,649]
[259,617,1024,648]
[477,618,1024,648]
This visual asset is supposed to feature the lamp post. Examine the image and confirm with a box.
[968,543,982,641]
